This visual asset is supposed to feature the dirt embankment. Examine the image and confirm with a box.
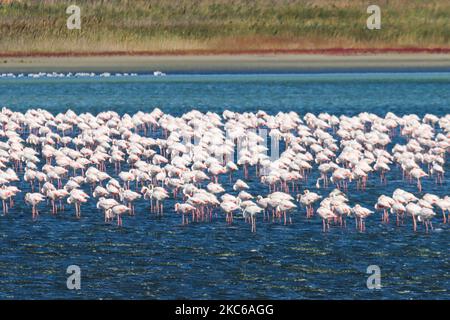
[1,48,450,58]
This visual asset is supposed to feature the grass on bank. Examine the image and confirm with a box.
[0,0,449,54]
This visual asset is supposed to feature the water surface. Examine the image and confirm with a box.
[0,72,448,299]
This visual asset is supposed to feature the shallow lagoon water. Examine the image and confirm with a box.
[0,72,449,299]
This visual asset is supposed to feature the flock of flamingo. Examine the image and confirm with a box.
[0,107,448,233]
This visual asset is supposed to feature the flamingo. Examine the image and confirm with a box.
[220,201,239,224]
[352,204,373,232]
[317,206,336,232]
[106,178,121,197]
[47,189,69,214]
[106,204,130,226]
[141,186,169,215]
[67,189,90,218]
[418,207,436,233]
[233,179,249,191]
[93,186,109,198]
[119,188,141,215]
[375,195,395,223]
[406,202,422,232]
[255,195,270,220]
[0,186,15,215]
[242,205,262,232]
[297,190,322,218]
[409,168,428,192]
[435,197,449,223]
[275,200,297,225]
[390,202,406,226]
[25,192,45,219]
[96,197,120,222]
[206,182,225,194]
[175,203,196,225]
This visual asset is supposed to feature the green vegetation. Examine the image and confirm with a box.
[0,0,449,54]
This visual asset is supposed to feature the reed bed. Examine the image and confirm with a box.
[0,0,449,54]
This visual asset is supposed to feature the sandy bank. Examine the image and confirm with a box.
[1,53,450,73]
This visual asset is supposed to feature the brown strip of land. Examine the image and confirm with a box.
[1,52,450,73]
[1,48,450,58]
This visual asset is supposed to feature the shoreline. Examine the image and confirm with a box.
[2,52,450,73]
[2,48,450,57]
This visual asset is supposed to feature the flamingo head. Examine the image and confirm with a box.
[140,186,149,194]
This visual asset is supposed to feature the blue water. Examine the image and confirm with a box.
[1,72,449,116]
[0,72,448,299]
